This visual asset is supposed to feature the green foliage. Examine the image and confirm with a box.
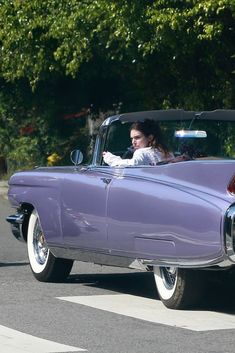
[0,0,234,107]
[7,136,44,171]
[0,0,147,86]
[0,0,235,174]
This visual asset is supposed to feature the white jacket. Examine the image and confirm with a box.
[103,147,174,167]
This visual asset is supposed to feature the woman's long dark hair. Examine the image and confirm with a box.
[130,119,170,157]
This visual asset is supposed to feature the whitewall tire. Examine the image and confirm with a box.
[27,210,73,282]
[154,266,204,309]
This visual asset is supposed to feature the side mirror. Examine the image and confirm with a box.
[70,150,84,166]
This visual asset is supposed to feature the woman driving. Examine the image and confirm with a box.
[103,119,174,166]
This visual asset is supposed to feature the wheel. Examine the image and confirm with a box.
[27,210,73,282]
[154,266,203,309]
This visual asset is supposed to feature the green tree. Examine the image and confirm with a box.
[0,0,235,173]
[1,0,234,107]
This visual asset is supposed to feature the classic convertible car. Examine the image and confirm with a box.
[6,109,235,309]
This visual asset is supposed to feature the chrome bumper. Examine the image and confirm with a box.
[224,204,235,263]
[6,212,25,242]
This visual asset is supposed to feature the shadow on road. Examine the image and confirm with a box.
[68,271,158,300]
[67,270,235,314]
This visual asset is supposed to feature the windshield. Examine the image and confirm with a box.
[103,119,235,161]
[167,120,235,159]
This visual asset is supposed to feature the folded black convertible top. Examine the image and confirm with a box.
[102,109,235,125]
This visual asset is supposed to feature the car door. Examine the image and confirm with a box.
[60,166,112,250]
[106,166,188,259]
[106,165,223,261]
[106,167,162,257]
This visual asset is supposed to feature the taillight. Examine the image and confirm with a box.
[228,175,235,195]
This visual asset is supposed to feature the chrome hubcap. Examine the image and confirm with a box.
[160,267,177,290]
[33,219,48,265]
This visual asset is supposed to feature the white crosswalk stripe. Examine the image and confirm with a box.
[2,293,235,353]
[0,325,86,353]
[58,294,235,332]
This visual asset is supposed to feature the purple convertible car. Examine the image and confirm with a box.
[6,109,235,309]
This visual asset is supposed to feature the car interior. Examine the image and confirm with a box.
[100,119,235,166]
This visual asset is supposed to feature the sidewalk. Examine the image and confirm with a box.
[0,180,8,199]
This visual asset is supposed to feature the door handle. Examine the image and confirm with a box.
[101,177,112,185]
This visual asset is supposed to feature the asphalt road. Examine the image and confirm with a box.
[1,194,235,353]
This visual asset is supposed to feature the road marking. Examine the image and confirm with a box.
[0,325,86,353]
[58,294,235,332]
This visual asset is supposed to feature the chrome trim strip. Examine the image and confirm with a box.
[6,213,25,242]
[49,246,234,270]
[224,204,235,263]
[50,246,148,270]
[92,126,108,166]
[92,134,101,165]
[101,115,120,126]
[143,255,231,268]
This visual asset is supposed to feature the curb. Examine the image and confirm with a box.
[0,180,8,199]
